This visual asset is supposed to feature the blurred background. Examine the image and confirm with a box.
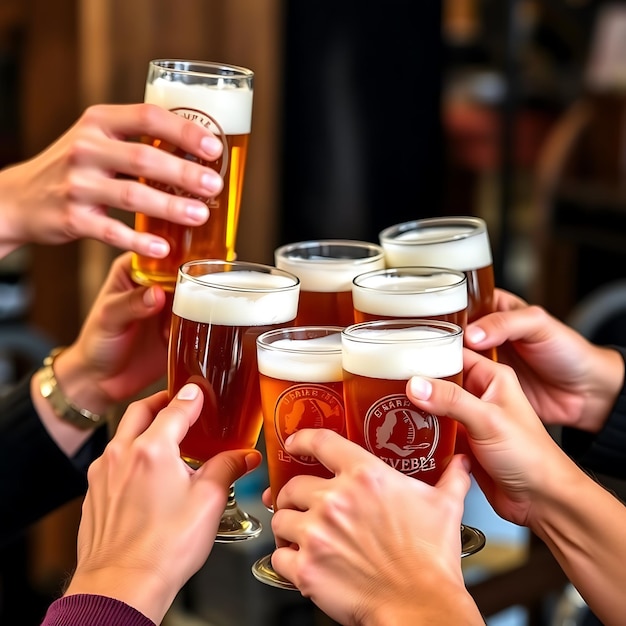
[1,0,625,624]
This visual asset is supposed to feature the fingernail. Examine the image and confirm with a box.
[177,383,199,400]
[148,240,169,258]
[408,377,432,400]
[201,171,222,194]
[201,135,223,158]
[284,434,294,447]
[185,203,209,223]
[465,326,486,344]
[143,287,157,307]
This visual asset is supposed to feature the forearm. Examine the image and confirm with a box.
[578,345,624,432]
[0,374,105,545]
[530,456,626,626]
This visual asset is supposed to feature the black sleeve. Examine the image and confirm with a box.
[561,346,626,480]
[0,372,108,547]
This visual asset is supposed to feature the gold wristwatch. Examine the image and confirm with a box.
[38,347,104,430]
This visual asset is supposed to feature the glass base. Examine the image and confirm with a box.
[461,524,486,558]
[252,525,486,589]
[251,553,297,590]
[214,486,263,543]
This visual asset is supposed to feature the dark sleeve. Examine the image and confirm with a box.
[0,372,108,547]
[561,346,626,479]
[40,594,155,626]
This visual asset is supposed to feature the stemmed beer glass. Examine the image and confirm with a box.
[168,259,300,541]
[251,326,346,589]
[341,319,486,557]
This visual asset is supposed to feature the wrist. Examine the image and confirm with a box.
[65,567,174,626]
[52,346,111,418]
[32,346,109,457]
[363,574,484,626]
[579,345,624,432]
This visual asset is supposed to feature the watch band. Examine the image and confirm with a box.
[38,347,104,430]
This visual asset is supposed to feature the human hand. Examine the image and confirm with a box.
[464,288,624,432]
[407,348,578,527]
[269,429,483,626]
[54,252,171,413]
[408,350,626,626]
[63,384,262,625]
[0,103,223,258]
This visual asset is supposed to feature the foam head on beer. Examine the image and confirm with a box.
[275,240,386,294]
[173,271,299,326]
[352,267,468,319]
[145,78,253,138]
[379,217,492,272]
[341,323,463,380]
[257,333,343,383]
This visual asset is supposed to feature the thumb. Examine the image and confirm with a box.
[195,449,262,491]
[436,454,472,504]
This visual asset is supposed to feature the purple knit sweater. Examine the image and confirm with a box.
[40,594,156,626]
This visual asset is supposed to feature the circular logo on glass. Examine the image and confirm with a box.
[149,107,229,203]
[274,384,345,466]
[364,394,439,476]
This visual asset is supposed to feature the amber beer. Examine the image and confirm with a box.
[169,260,300,469]
[132,60,254,291]
[257,327,346,511]
[352,267,468,328]
[275,240,385,327]
[341,320,463,486]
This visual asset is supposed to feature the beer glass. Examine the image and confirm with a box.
[341,319,485,557]
[352,266,468,328]
[169,259,300,541]
[275,240,385,327]
[132,59,254,291]
[252,326,346,589]
[379,217,494,320]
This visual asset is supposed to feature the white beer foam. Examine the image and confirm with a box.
[258,334,343,382]
[172,271,298,325]
[353,273,467,316]
[276,256,386,293]
[382,225,492,271]
[342,325,462,379]
[145,78,252,135]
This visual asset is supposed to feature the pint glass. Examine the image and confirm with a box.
[341,318,485,556]
[132,60,254,291]
[252,326,346,589]
[379,217,494,323]
[257,326,346,510]
[169,259,300,540]
[275,240,385,327]
[341,319,462,486]
[352,266,468,328]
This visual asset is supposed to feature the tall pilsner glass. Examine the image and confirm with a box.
[275,240,385,327]
[169,260,300,541]
[252,326,346,589]
[132,60,254,291]
[379,217,496,359]
[341,319,486,557]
